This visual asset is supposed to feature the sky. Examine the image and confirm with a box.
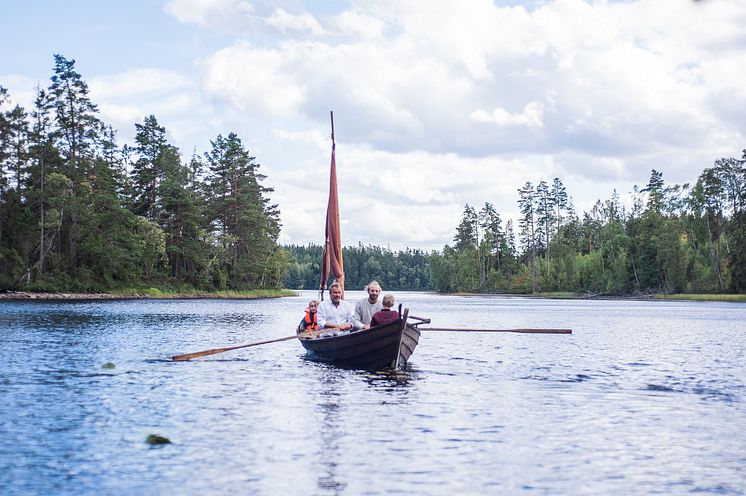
[2,0,745,251]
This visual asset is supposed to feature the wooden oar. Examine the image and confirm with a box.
[420,327,572,334]
[172,334,299,361]
[408,315,431,324]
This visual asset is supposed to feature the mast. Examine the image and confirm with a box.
[319,111,345,299]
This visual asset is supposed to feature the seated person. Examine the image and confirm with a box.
[298,299,319,333]
[369,294,399,327]
[317,282,355,331]
[354,280,383,330]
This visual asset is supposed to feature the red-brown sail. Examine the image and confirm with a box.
[320,111,345,297]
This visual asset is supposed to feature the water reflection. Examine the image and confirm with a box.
[315,371,347,493]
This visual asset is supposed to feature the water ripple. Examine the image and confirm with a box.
[1,294,746,495]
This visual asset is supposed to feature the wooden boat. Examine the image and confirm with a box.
[297,112,425,370]
[299,308,422,370]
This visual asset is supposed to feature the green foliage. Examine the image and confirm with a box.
[1,55,745,297]
[0,55,289,293]
[429,163,746,296]
[283,243,431,291]
[729,212,746,292]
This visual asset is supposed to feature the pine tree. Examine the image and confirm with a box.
[642,169,665,214]
[205,133,283,289]
[48,54,101,182]
[479,202,502,272]
[47,54,103,273]
[28,87,58,279]
[131,114,171,221]
[454,204,478,251]
[517,182,537,292]
[159,146,205,283]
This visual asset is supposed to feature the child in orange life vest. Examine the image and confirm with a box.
[299,299,319,333]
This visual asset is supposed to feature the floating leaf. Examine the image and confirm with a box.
[101,362,116,369]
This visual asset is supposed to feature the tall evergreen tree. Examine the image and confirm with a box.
[535,180,553,255]
[551,177,569,233]
[205,132,283,289]
[479,202,503,274]
[517,182,537,292]
[48,54,101,181]
[642,169,665,214]
[159,146,206,283]
[454,204,478,251]
[47,54,103,273]
[28,87,58,279]
[131,114,171,221]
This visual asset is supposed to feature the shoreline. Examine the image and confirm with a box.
[2,290,743,303]
[0,290,298,301]
[448,291,746,302]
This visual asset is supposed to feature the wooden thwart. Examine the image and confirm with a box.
[172,334,298,361]
[421,327,572,334]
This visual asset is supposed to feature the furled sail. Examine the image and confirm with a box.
[320,111,345,298]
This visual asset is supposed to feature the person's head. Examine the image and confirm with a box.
[366,281,381,303]
[308,299,319,312]
[329,282,343,303]
[382,294,395,309]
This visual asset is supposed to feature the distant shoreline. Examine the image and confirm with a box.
[2,290,743,303]
[0,290,298,301]
[448,291,746,302]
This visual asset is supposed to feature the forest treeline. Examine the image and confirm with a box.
[284,151,746,296]
[430,161,746,295]
[283,244,430,291]
[3,55,745,296]
[0,55,286,292]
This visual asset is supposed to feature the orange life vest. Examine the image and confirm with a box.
[303,310,318,331]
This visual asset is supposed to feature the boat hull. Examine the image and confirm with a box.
[299,315,421,370]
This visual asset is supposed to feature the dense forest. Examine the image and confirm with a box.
[430,161,746,295]
[0,55,286,292]
[3,55,744,296]
[283,244,430,291]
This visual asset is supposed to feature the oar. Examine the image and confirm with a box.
[420,327,572,334]
[172,334,299,361]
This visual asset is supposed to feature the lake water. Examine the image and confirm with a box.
[1,291,745,495]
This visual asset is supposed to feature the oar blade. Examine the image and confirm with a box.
[172,347,230,361]
[421,327,572,334]
[171,334,299,362]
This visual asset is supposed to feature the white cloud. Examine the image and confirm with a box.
[164,0,256,30]
[7,0,746,251]
[98,103,143,127]
[265,8,324,35]
[0,75,37,110]
[165,0,746,247]
[332,10,385,40]
[470,101,545,127]
[89,68,207,146]
[89,68,191,99]
[200,41,306,116]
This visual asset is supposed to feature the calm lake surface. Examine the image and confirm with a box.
[1,291,745,495]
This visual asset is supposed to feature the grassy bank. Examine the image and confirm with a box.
[653,293,746,302]
[540,292,746,302]
[1,288,298,300]
[446,291,746,302]
[110,288,298,299]
[535,292,578,299]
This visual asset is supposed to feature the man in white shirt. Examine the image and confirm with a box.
[317,282,355,330]
[354,280,383,330]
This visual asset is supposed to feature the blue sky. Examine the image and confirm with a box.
[2,0,745,250]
